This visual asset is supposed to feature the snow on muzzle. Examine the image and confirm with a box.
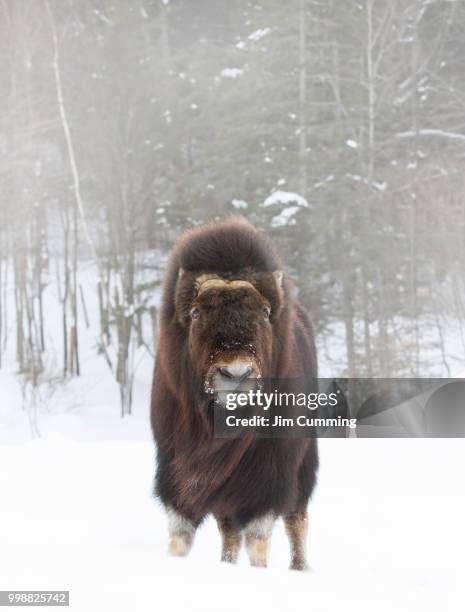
[204,345,262,404]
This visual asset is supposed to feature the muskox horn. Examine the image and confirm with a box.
[195,274,224,294]
[228,280,256,291]
[197,278,228,294]
[195,274,256,295]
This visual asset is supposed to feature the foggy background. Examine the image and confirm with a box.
[1,0,464,422]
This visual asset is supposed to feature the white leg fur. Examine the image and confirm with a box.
[167,507,196,557]
[244,514,275,567]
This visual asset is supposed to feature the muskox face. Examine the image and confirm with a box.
[175,271,283,397]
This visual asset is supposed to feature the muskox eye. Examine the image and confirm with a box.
[190,307,200,320]
[263,307,270,320]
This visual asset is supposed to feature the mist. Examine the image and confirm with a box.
[1,0,464,419]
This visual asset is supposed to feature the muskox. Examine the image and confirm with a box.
[151,217,318,570]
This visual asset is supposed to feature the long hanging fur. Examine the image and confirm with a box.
[151,217,318,526]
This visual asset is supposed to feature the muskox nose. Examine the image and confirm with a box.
[218,364,253,382]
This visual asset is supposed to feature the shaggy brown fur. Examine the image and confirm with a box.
[151,217,318,569]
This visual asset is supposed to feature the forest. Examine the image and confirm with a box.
[1,0,464,418]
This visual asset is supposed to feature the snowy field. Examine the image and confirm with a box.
[0,433,463,611]
[0,265,464,610]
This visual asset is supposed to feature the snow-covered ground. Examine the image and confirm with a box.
[0,436,463,611]
[0,262,464,610]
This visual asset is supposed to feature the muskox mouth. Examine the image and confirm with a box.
[204,342,263,401]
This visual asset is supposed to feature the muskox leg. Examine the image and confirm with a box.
[284,509,308,570]
[216,516,242,563]
[166,507,197,557]
[244,514,275,568]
